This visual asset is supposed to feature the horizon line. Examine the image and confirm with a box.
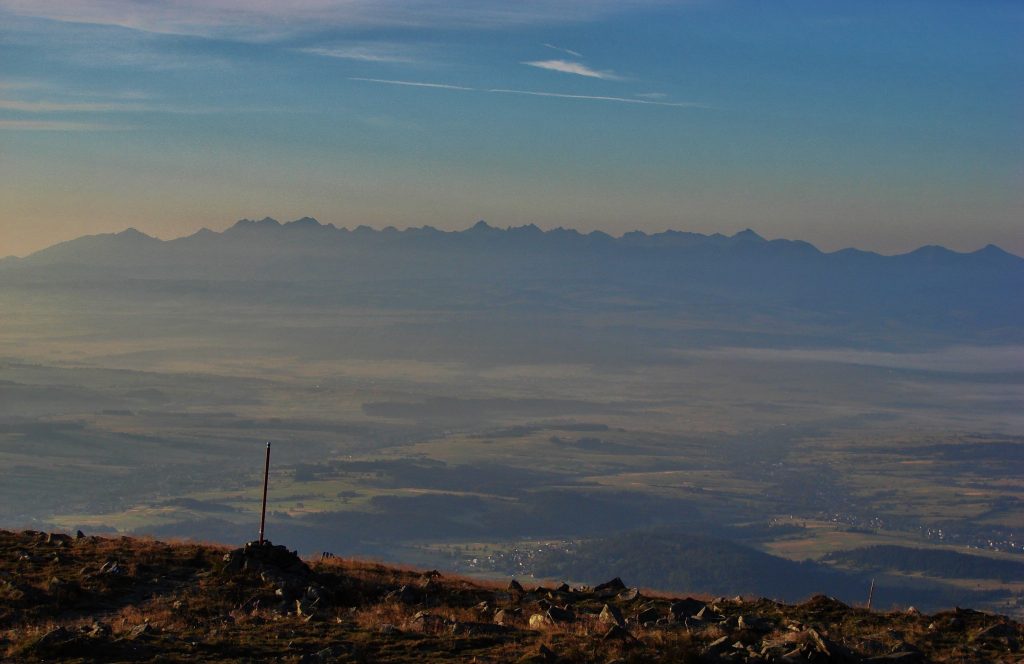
[7,217,1020,261]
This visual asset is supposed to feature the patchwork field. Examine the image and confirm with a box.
[1,277,1022,615]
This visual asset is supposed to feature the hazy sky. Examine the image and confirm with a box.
[1,1,1021,257]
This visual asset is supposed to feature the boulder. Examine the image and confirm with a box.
[528,613,551,629]
[221,540,310,576]
[594,577,627,592]
[546,605,575,623]
[635,606,661,625]
[737,614,772,632]
[669,597,706,619]
[599,603,625,627]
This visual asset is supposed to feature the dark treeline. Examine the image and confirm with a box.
[826,545,1024,582]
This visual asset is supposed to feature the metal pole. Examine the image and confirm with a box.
[866,578,875,611]
[258,442,271,545]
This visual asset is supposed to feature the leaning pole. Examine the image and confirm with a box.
[258,442,271,545]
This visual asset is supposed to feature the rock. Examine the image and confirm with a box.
[408,609,446,632]
[738,614,772,632]
[450,621,514,636]
[635,606,661,625]
[304,584,327,603]
[669,597,706,619]
[546,605,575,623]
[495,607,522,625]
[295,597,318,621]
[46,532,72,545]
[599,603,625,627]
[702,635,731,657]
[34,626,72,649]
[298,647,338,664]
[385,585,420,604]
[616,588,641,602]
[802,594,850,613]
[529,613,551,629]
[508,579,525,593]
[99,559,123,575]
[75,530,86,540]
[221,540,310,576]
[602,625,637,643]
[863,653,927,663]
[379,623,400,635]
[86,622,112,638]
[805,628,830,656]
[555,582,571,593]
[976,622,1016,639]
[538,643,557,661]
[695,606,724,622]
[683,616,705,630]
[594,577,627,592]
[125,623,155,640]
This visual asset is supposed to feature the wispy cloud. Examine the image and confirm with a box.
[0,1,668,39]
[0,79,46,91]
[349,77,474,91]
[489,88,705,108]
[543,42,583,58]
[0,119,126,131]
[522,59,622,80]
[635,92,667,99]
[347,76,706,109]
[301,45,418,64]
[0,98,149,112]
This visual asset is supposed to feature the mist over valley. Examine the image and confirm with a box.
[2,219,1021,615]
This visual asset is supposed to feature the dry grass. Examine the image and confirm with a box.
[1,529,1022,663]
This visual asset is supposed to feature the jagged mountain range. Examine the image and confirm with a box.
[8,218,1021,276]
[4,218,1022,346]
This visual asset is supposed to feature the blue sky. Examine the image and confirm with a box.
[1,1,1021,257]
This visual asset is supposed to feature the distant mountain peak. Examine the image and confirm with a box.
[732,228,765,242]
[227,217,282,233]
[286,217,321,228]
[509,223,543,234]
[116,227,154,239]
[975,243,1014,258]
[905,245,956,258]
[468,220,495,232]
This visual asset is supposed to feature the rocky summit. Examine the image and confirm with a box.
[1,530,1021,663]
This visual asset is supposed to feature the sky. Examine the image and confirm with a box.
[0,0,1021,258]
